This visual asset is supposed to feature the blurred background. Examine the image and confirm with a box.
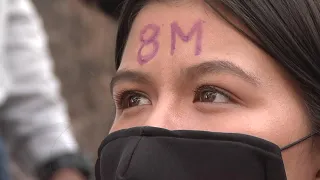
[11,0,117,179]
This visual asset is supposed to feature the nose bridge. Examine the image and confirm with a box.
[143,94,181,130]
[143,63,185,130]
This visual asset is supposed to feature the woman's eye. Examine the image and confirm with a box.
[115,91,151,109]
[193,85,231,103]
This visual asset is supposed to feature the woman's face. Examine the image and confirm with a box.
[110,1,320,179]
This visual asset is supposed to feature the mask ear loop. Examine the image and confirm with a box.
[281,132,319,151]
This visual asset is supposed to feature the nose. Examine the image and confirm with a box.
[143,98,183,130]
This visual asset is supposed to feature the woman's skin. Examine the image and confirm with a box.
[109,1,320,179]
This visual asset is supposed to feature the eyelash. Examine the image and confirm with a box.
[193,85,233,103]
[113,85,235,110]
[114,90,149,110]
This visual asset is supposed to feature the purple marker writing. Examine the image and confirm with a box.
[138,24,160,65]
[171,20,204,56]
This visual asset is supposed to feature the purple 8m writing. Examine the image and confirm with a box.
[138,20,204,65]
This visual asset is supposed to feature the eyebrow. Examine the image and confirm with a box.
[183,60,260,85]
[110,60,260,94]
[110,70,153,95]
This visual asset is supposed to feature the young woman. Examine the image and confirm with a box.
[95,0,320,179]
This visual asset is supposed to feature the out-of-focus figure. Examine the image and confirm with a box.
[0,0,92,179]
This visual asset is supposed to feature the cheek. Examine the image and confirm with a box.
[186,108,285,141]
[111,107,152,133]
[240,102,309,148]
[281,142,314,180]
[111,100,308,145]
[181,101,309,148]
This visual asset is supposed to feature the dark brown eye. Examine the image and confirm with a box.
[115,91,151,109]
[194,85,231,103]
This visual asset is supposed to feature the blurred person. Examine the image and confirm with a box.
[0,0,92,179]
[95,0,320,180]
[0,140,9,180]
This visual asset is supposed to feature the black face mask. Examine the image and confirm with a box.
[95,126,316,180]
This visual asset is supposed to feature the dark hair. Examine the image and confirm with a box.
[113,0,320,133]
[82,0,123,19]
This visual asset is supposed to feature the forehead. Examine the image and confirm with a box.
[118,1,282,85]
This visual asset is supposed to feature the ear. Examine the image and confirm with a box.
[313,136,320,180]
[315,162,320,180]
